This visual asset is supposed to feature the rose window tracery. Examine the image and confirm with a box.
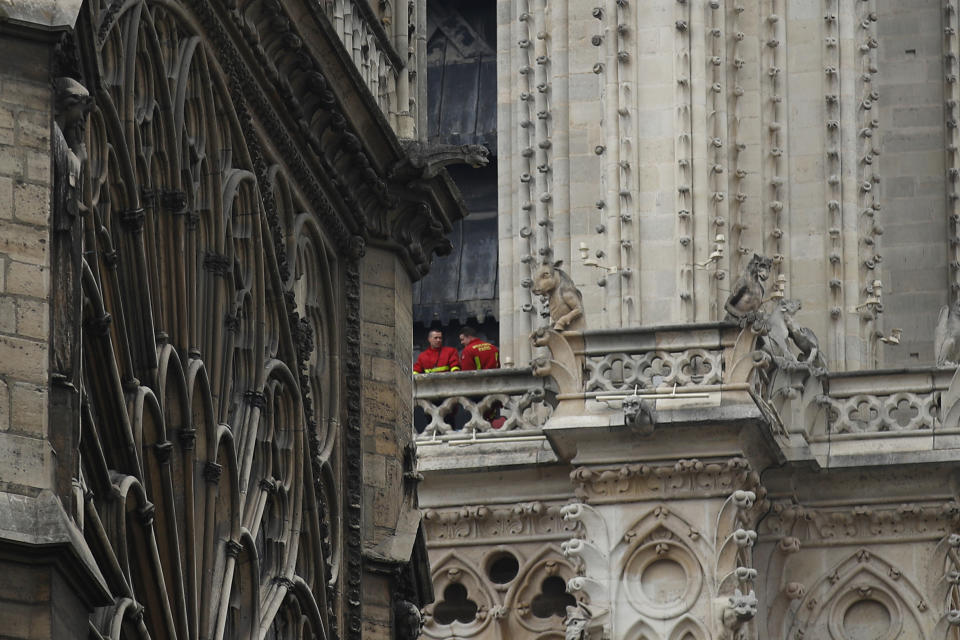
[57,1,361,638]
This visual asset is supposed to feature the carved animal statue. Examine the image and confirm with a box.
[719,589,758,640]
[724,254,772,325]
[780,299,825,370]
[393,600,423,640]
[531,260,585,331]
[935,299,960,367]
[53,77,93,190]
[564,604,589,640]
[623,394,656,436]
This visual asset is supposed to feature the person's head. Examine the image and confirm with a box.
[428,329,443,349]
[458,326,478,347]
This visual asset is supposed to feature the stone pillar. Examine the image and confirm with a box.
[360,246,427,638]
[0,4,111,637]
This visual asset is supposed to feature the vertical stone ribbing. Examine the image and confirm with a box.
[762,0,786,276]
[518,0,538,342]
[533,0,553,291]
[602,0,624,325]
[861,0,883,364]
[618,0,637,324]
[705,0,728,319]
[824,0,844,367]
[675,0,695,320]
[726,2,746,296]
[853,0,883,366]
[946,0,960,301]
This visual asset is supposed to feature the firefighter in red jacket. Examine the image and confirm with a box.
[413,329,461,374]
[458,326,500,370]
[458,326,503,427]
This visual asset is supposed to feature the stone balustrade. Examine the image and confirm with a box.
[412,325,960,467]
[580,325,731,392]
[318,0,416,136]
[819,368,954,435]
[413,367,553,439]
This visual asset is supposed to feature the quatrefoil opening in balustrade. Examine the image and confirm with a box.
[530,575,576,618]
[887,397,920,430]
[434,583,479,624]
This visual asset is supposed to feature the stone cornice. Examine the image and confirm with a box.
[759,500,960,545]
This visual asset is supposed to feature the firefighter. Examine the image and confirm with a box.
[413,329,461,374]
[458,326,500,370]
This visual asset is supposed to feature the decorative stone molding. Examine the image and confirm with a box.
[423,501,580,546]
[759,501,960,545]
[570,457,761,504]
[777,549,929,639]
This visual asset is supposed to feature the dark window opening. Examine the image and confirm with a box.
[434,583,479,624]
[531,576,576,618]
[487,552,519,584]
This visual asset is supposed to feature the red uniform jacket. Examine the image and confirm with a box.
[460,338,500,371]
[413,346,461,374]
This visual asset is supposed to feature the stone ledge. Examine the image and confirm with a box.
[0,0,82,35]
[0,490,110,608]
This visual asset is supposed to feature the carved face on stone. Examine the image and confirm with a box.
[779,298,801,316]
[748,254,772,282]
[729,589,758,621]
[531,261,562,296]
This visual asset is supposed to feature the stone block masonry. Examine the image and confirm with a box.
[0,35,52,493]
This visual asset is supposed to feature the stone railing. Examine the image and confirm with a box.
[414,367,553,439]
[577,324,736,393]
[318,0,416,136]
[819,368,954,436]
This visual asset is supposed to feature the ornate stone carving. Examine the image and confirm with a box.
[820,392,940,433]
[52,76,92,199]
[935,299,960,367]
[563,603,588,640]
[394,599,424,640]
[423,501,580,545]
[570,458,761,503]
[530,261,586,332]
[719,588,758,640]
[763,298,827,375]
[760,501,960,543]
[724,253,772,326]
[393,140,490,180]
[584,348,723,392]
[622,393,656,436]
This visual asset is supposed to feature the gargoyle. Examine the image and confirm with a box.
[392,140,489,180]
[724,254,772,327]
[623,394,655,436]
[719,588,758,640]
[764,298,827,375]
[935,299,960,367]
[53,77,93,194]
[781,299,826,373]
[393,599,423,640]
[564,603,590,640]
[531,260,585,332]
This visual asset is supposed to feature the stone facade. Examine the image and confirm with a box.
[0,1,459,639]
[495,0,952,370]
[417,1,960,638]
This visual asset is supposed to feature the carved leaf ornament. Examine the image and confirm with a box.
[61,1,360,638]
